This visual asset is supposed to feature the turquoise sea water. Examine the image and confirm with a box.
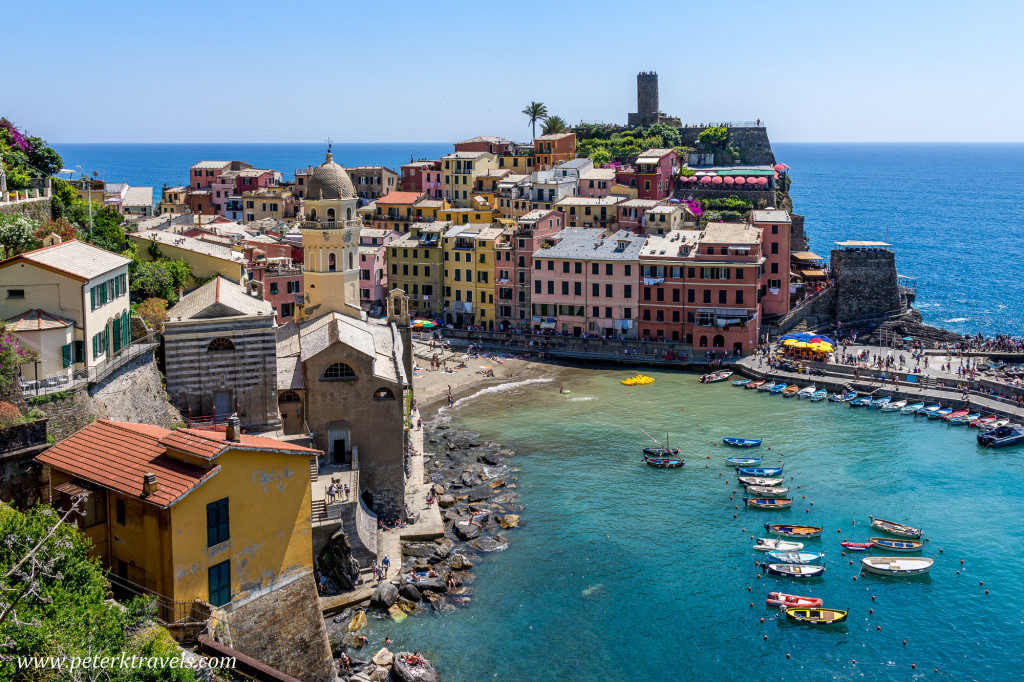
[53,142,1024,337]
[368,369,1024,680]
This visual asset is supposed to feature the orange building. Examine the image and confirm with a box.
[533,133,577,170]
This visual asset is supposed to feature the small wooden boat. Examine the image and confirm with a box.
[901,402,925,414]
[980,418,1010,432]
[643,447,680,456]
[869,516,922,539]
[745,485,789,496]
[829,391,856,403]
[745,497,793,509]
[840,541,873,551]
[861,556,934,576]
[943,408,970,422]
[918,403,942,416]
[699,370,733,383]
[970,415,997,428]
[797,385,816,399]
[762,563,826,578]
[849,396,872,407]
[644,456,683,468]
[882,399,907,412]
[930,407,953,420]
[977,423,1024,448]
[766,550,824,564]
[758,381,777,392]
[782,385,800,397]
[870,537,924,552]
[949,412,979,425]
[754,538,804,552]
[736,466,783,477]
[785,607,848,624]
[766,523,823,538]
[768,383,786,394]
[732,379,751,387]
[725,457,761,466]
[722,437,762,448]
[739,476,784,487]
[868,396,891,409]
[809,389,828,402]
[746,380,766,390]
[767,592,821,607]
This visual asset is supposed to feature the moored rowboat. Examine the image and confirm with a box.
[840,541,873,551]
[785,607,848,624]
[762,563,825,578]
[732,379,751,387]
[882,399,907,412]
[901,402,925,414]
[809,389,828,401]
[861,556,934,576]
[643,447,680,456]
[739,476,785,487]
[870,537,924,552]
[782,385,800,397]
[746,380,766,390]
[722,437,762,447]
[766,550,824,564]
[766,523,823,538]
[745,497,793,509]
[754,538,804,552]
[745,485,789,496]
[869,516,922,539]
[699,370,733,383]
[643,456,683,468]
[725,457,761,466]
[767,592,822,607]
[736,466,783,477]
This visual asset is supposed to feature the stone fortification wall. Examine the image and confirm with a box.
[678,126,777,166]
[33,351,181,442]
[790,214,808,251]
[830,249,903,323]
[0,419,49,508]
[220,572,335,682]
[0,198,52,222]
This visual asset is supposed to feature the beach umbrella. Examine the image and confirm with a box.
[748,177,760,184]
[480,365,492,369]
[724,176,735,185]
[774,163,790,172]
[781,333,814,342]
[757,177,768,185]
[783,339,799,346]
[700,176,712,184]
[735,177,746,185]
[903,336,914,341]
[711,176,723,184]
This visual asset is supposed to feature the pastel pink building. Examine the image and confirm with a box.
[453,136,513,155]
[751,209,792,319]
[615,148,678,200]
[359,228,399,313]
[529,229,645,338]
[577,168,617,198]
[495,209,564,330]
[190,160,252,190]
[249,261,303,324]
[617,198,661,233]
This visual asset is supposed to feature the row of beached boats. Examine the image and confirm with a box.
[737,379,1024,448]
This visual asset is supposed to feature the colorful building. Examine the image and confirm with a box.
[358,229,398,314]
[616,148,678,200]
[751,210,792,319]
[371,192,443,234]
[578,168,617,198]
[399,160,442,198]
[641,204,686,234]
[530,228,645,337]
[441,151,498,207]
[554,196,624,229]
[442,223,502,329]
[618,198,661,233]
[387,222,448,317]
[190,161,253,190]
[495,209,564,330]
[454,136,513,155]
[249,260,303,324]
[533,133,576,170]
[346,166,398,201]
[37,419,319,612]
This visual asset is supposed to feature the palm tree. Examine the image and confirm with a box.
[522,102,548,139]
[541,115,568,135]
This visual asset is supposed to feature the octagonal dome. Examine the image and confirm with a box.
[306,148,356,201]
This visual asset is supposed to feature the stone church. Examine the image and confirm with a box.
[277,147,413,520]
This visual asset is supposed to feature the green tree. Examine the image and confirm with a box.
[541,115,568,135]
[590,147,611,167]
[135,298,169,333]
[83,205,128,252]
[522,101,548,139]
[698,126,729,147]
[33,217,77,245]
[0,215,41,257]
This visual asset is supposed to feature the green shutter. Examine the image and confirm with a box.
[112,318,121,353]
[62,344,71,369]
[123,312,131,346]
[90,287,96,310]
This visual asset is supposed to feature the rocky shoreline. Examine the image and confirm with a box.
[327,416,525,681]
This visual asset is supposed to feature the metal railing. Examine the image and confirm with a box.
[105,572,211,626]
[86,331,160,386]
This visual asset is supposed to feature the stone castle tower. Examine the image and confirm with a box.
[297,146,363,321]
[629,71,660,126]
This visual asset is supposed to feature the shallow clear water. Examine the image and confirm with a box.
[368,368,1024,680]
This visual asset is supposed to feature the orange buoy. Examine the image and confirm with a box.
[980,581,984,586]
[903,640,907,646]
[871,595,875,601]
[786,654,791,659]
[877,626,881,631]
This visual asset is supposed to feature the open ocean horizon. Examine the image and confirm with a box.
[51,141,1024,338]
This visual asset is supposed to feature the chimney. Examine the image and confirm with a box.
[142,473,159,497]
[226,414,241,442]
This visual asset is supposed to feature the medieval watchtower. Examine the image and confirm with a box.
[629,72,660,126]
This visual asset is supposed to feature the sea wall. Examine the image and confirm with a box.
[830,249,903,323]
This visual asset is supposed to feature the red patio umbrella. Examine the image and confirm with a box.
[724,176,735,184]
[747,177,760,184]
[774,163,789,172]
[711,176,723,184]
[700,176,712,184]
[735,176,746,185]
[757,177,768,185]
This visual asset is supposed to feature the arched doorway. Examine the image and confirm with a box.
[713,334,725,348]
[733,342,743,355]
[326,208,336,221]
[278,390,303,435]
[699,335,708,348]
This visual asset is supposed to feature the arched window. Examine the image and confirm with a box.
[346,207,353,220]
[321,362,356,380]
[328,252,337,272]
[326,208,336,221]
[713,334,725,348]
[308,208,317,222]
[373,387,395,400]
[208,337,235,351]
[279,391,301,403]
[699,335,708,348]
[347,252,354,270]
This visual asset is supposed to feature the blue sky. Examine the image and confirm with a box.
[9,0,1023,143]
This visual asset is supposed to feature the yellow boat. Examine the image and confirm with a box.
[621,374,655,386]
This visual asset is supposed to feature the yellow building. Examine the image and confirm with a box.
[442,223,503,328]
[129,230,247,283]
[441,151,498,207]
[371,192,444,234]
[496,151,535,173]
[37,419,320,613]
[387,222,449,317]
[435,207,497,226]
[159,185,190,214]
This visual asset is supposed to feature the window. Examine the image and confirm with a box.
[373,387,396,400]
[328,253,337,271]
[771,225,778,235]
[719,290,727,304]
[547,281,554,294]
[643,309,651,321]
[672,288,680,303]
[643,287,651,301]
[606,263,613,276]
[624,308,632,319]
[6,289,24,299]
[535,280,542,294]
[209,560,231,607]
[547,261,554,271]
[592,283,599,297]
[771,242,779,254]
[656,289,664,302]
[574,282,581,296]
[206,498,229,547]
[736,290,744,304]
[322,362,356,380]
[623,285,632,299]
[736,269,744,280]
[269,283,279,295]
[703,290,711,304]
[574,262,582,274]
[562,262,570,273]
[535,260,541,270]
[208,337,235,351]
[280,303,294,317]
[562,282,569,295]
[116,498,126,526]
[672,311,680,322]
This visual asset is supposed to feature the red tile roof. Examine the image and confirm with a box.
[159,427,320,460]
[5,309,75,331]
[376,191,424,205]
[37,420,218,508]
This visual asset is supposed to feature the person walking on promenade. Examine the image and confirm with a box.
[382,555,391,576]
[371,558,378,581]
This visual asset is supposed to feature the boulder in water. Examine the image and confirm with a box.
[392,653,440,682]
[372,648,394,668]
[489,478,507,489]
[454,522,481,541]
[450,554,473,570]
[500,514,520,528]
[398,584,421,602]
[370,582,398,608]
[478,451,503,465]
[347,610,367,632]
[437,494,455,508]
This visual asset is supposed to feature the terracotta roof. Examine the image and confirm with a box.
[37,420,219,508]
[5,309,74,331]
[160,427,320,459]
[376,192,425,205]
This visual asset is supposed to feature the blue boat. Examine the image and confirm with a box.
[723,437,762,448]
[918,404,942,416]
[868,396,891,409]
[977,423,1024,448]
[766,550,825,564]
[768,383,786,394]
[736,466,783,477]
[732,379,751,387]
[725,456,761,466]
[758,382,777,392]
[829,391,856,403]
[849,396,872,407]
[929,407,952,420]
[950,412,980,425]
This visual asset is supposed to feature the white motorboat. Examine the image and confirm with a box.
[797,385,816,399]
[882,399,908,412]
[753,538,804,552]
[860,556,934,576]
[746,485,790,496]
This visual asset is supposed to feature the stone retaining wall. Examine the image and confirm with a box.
[0,198,52,222]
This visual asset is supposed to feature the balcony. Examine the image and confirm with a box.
[298,219,363,230]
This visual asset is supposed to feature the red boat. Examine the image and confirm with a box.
[943,409,970,422]
[766,592,823,608]
[840,541,873,551]
[970,415,996,428]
